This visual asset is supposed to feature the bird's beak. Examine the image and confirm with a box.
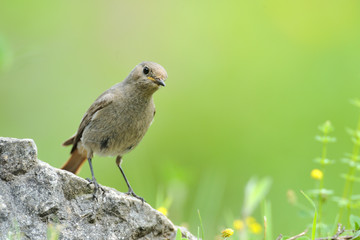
[148,77,166,87]
[155,79,166,87]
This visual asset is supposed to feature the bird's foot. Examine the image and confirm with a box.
[86,177,104,200]
[126,189,145,203]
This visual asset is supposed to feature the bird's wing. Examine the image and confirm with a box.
[70,93,114,153]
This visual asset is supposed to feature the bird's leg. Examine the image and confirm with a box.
[86,157,103,199]
[116,156,145,203]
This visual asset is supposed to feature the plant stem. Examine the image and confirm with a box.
[339,116,360,226]
[317,128,328,235]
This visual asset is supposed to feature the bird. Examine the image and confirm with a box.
[61,61,167,201]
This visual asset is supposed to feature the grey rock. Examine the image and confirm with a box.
[0,138,37,181]
[0,137,196,240]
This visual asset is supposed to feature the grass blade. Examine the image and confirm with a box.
[198,209,205,240]
[301,190,317,240]
[262,200,273,240]
[176,229,182,240]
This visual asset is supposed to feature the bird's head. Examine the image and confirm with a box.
[127,61,168,93]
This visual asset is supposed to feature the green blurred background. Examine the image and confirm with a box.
[1,0,360,237]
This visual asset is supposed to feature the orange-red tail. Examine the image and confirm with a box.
[61,148,87,174]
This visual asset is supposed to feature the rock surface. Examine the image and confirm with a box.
[0,137,196,240]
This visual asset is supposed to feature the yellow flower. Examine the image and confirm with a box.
[233,219,244,230]
[245,217,262,234]
[245,216,256,225]
[221,228,234,238]
[311,169,323,180]
[157,207,168,216]
[249,222,262,234]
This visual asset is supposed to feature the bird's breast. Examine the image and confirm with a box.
[82,99,155,157]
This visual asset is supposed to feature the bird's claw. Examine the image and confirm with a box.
[126,189,145,203]
[86,177,104,200]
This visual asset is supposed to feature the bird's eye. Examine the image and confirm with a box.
[143,67,149,74]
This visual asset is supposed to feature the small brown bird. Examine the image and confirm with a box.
[61,61,167,201]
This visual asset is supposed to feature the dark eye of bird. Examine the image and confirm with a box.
[143,67,149,74]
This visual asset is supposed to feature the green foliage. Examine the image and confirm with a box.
[6,221,23,240]
[47,224,61,240]
[242,177,272,217]
[176,229,182,240]
[315,135,336,143]
[318,121,334,135]
[314,157,335,165]
[301,191,317,240]
[220,177,271,240]
[261,200,273,240]
[306,121,335,236]
[350,215,360,231]
[351,216,360,240]
[7,222,60,240]
[352,231,360,240]
[337,101,360,226]
[288,105,360,239]
[175,229,189,240]
[197,210,205,240]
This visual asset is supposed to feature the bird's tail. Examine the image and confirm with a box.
[61,147,87,174]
